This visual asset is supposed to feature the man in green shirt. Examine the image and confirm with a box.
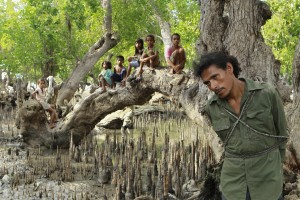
[193,52,288,200]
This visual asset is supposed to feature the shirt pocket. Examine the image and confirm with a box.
[245,109,273,141]
[212,117,231,142]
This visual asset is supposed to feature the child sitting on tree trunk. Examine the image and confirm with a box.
[98,60,113,93]
[138,34,160,77]
[165,33,186,74]
[31,78,58,129]
[110,55,127,88]
[124,38,144,81]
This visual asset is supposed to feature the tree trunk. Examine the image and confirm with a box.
[199,0,278,84]
[149,0,172,49]
[56,0,118,106]
[43,47,55,78]
[286,35,300,166]
[292,35,300,101]
[18,68,189,148]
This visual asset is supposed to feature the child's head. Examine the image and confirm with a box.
[102,61,112,69]
[116,55,125,65]
[135,38,144,49]
[171,33,180,40]
[145,34,155,47]
[38,78,47,88]
[135,38,144,54]
[171,33,181,45]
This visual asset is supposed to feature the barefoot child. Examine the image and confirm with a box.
[126,38,144,79]
[98,61,113,93]
[165,33,186,74]
[110,55,127,88]
[138,34,160,76]
[31,78,58,129]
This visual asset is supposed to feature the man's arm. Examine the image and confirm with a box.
[272,87,289,162]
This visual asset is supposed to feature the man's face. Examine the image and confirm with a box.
[201,64,234,99]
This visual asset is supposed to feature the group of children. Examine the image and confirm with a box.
[98,33,186,91]
[32,33,186,129]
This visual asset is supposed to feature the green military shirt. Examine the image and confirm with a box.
[204,78,288,200]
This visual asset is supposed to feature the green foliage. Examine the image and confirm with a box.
[2,0,299,85]
[63,0,86,30]
[168,0,200,67]
[0,0,106,80]
[106,0,200,69]
[0,0,200,81]
[262,0,300,82]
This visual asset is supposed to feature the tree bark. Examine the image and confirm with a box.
[199,0,277,84]
[149,0,172,49]
[56,0,119,106]
[292,35,300,101]
[286,34,300,165]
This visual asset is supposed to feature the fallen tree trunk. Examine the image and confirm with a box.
[18,68,198,147]
[18,66,225,160]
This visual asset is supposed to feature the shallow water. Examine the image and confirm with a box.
[0,105,209,199]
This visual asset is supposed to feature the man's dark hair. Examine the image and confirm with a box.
[193,52,242,78]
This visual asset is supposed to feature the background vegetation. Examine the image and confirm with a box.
[262,0,300,83]
[0,0,299,84]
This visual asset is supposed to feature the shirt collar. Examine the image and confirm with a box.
[208,77,264,104]
[241,77,265,91]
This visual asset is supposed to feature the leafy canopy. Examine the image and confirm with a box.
[262,0,300,83]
